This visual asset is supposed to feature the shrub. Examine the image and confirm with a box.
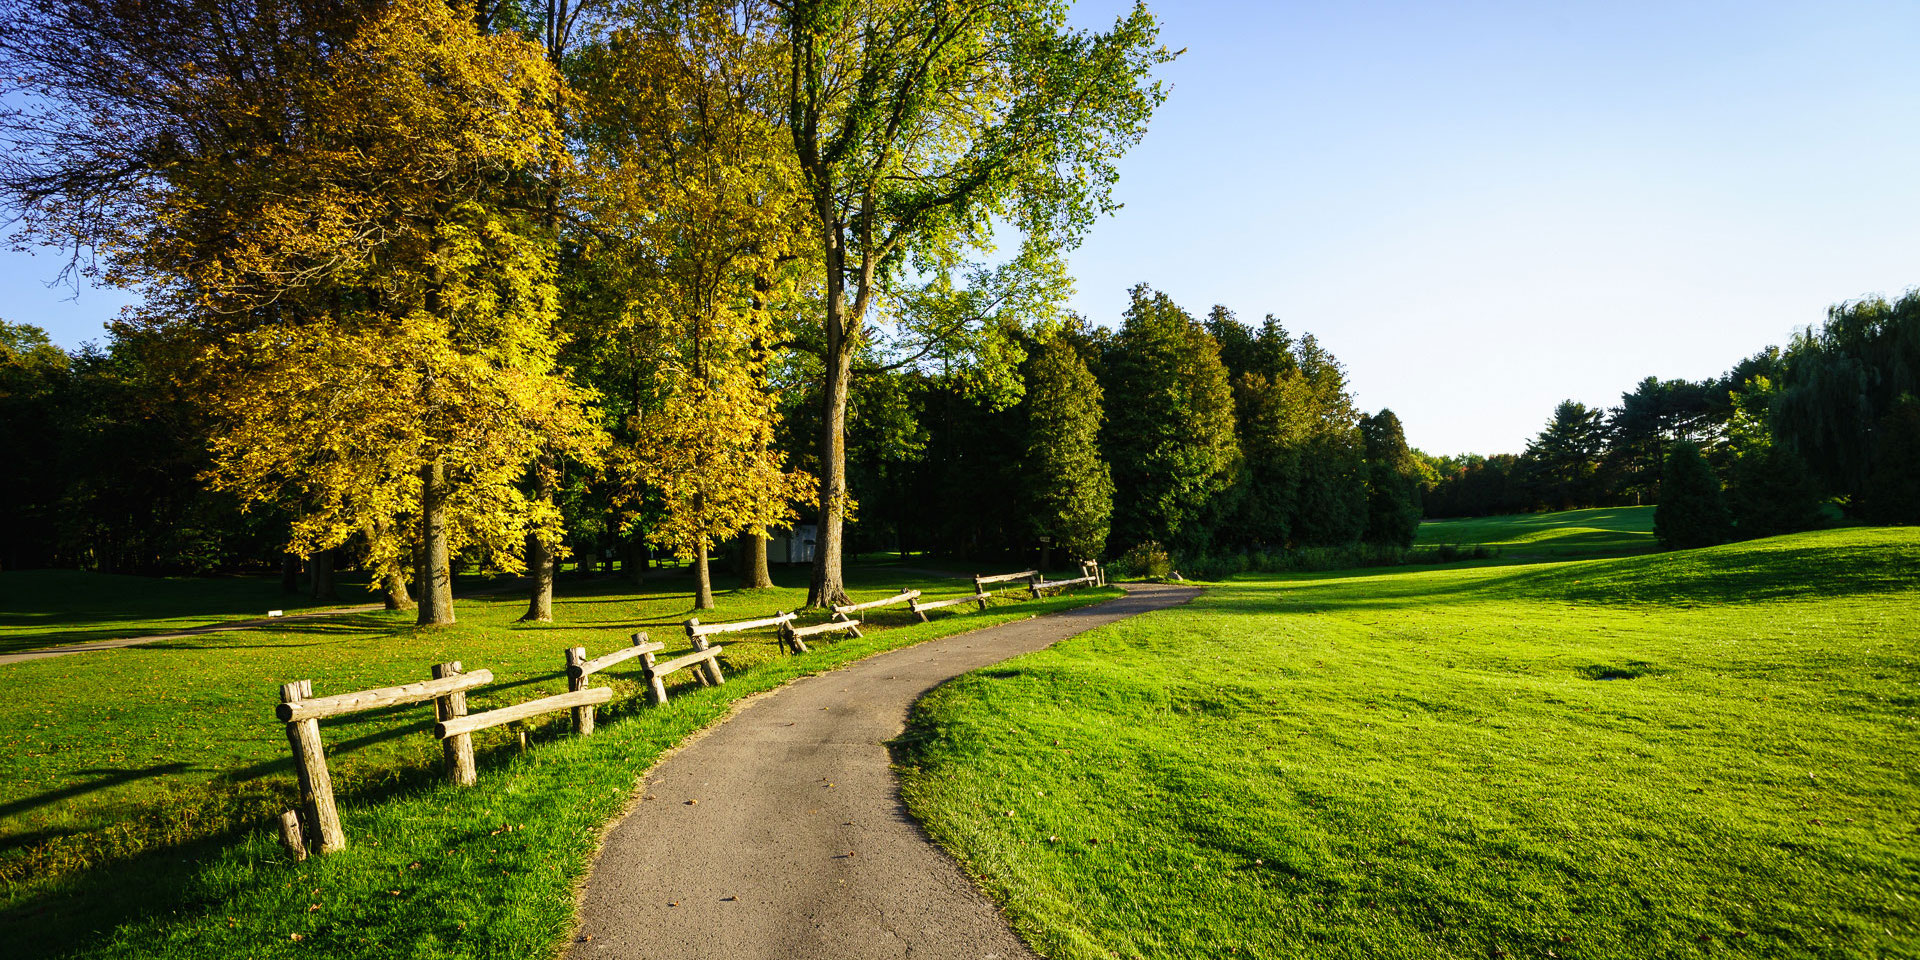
[1109,540,1173,580]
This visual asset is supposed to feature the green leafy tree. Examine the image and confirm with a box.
[1023,337,1113,563]
[1654,441,1732,549]
[1860,395,1920,524]
[1775,292,1920,506]
[1360,409,1422,547]
[777,0,1173,605]
[1102,285,1238,552]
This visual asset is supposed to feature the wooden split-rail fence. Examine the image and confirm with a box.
[268,562,1107,859]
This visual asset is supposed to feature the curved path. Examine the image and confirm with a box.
[568,582,1199,960]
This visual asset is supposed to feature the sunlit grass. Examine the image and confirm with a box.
[899,527,1920,959]
[0,562,1116,959]
[1416,505,1656,557]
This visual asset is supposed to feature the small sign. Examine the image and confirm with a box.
[267,610,285,618]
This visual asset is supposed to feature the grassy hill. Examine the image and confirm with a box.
[1417,505,1656,558]
[900,526,1920,959]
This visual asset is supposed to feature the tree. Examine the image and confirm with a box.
[1654,441,1731,549]
[1521,400,1606,510]
[1102,285,1238,552]
[4,0,607,623]
[777,0,1172,605]
[574,2,814,610]
[1023,336,1112,563]
[1360,409,1422,547]
[1860,396,1920,525]
[1774,292,1920,507]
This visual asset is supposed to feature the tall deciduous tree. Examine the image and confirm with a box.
[576,2,813,609]
[3,0,606,624]
[1102,285,1238,552]
[1023,335,1112,563]
[777,0,1171,605]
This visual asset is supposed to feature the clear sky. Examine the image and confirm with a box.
[1060,0,1920,454]
[3,1,1917,455]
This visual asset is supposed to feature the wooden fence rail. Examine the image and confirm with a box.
[831,589,921,617]
[567,632,661,735]
[640,643,726,704]
[780,617,862,654]
[908,593,980,622]
[434,686,613,739]
[269,556,1106,858]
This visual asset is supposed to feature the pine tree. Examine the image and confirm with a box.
[1654,441,1732,549]
[1023,338,1113,562]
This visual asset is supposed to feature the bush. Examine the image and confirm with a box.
[1108,540,1173,580]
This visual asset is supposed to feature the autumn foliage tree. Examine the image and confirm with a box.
[576,2,812,609]
[2,0,605,623]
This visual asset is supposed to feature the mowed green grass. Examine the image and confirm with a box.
[0,561,1114,959]
[0,570,393,653]
[1417,505,1656,558]
[899,527,1919,959]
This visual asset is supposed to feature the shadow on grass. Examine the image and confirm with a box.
[0,763,199,826]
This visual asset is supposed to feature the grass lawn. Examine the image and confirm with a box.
[0,561,1116,959]
[899,526,1919,959]
[1416,505,1656,558]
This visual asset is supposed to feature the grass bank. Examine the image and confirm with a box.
[899,527,1918,959]
[0,562,1116,958]
[1416,505,1656,558]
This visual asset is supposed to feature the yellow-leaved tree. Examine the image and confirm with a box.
[576,2,812,608]
[124,0,605,624]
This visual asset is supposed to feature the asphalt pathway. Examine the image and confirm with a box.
[568,582,1200,960]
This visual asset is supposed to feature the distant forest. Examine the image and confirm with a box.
[0,282,1430,578]
[1425,291,1920,538]
[4,287,1914,580]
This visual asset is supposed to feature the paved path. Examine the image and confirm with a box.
[568,582,1199,960]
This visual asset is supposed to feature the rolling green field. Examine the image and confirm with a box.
[0,570,390,653]
[0,561,1112,959]
[1416,505,1656,558]
[900,526,1920,959]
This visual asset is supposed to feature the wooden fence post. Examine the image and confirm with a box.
[279,680,346,854]
[973,574,990,611]
[640,649,669,704]
[432,662,477,787]
[277,809,308,861]
[690,634,726,686]
[566,646,594,736]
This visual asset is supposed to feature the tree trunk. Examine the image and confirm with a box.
[281,553,301,593]
[521,529,553,622]
[742,533,773,589]
[523,466,556,621]
[417,460,456,626]
[807,298,856,608]
[382,570,414,611]
[694,539,715,610]
[627,528,647,586]
[309,549,337,601]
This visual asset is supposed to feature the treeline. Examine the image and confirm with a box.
[0,281,1428,581]
[0,0,1178,616]
[1423,291,1920,542]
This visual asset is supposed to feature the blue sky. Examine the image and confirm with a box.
[4,0,1917,454]
[1059,0,1920,453]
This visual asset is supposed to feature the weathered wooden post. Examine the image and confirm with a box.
[640,648,670,705]
[279,680,346,854]
[566,646,595,735]
[778,611,808,654]
[432,662,477,786]
[972,574,989,611]
[690,634,726,686]
[277,809,308,861]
